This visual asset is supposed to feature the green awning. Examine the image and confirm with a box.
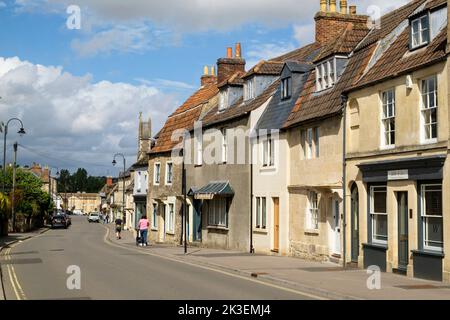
[193,181,234,200]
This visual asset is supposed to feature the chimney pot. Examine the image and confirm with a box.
[320,0,327,12]
[203,65,209,75]
[349,5,356,15]
[330,0,336,12]
[235,43,242,58]
[340,0,347,14]
[211,66,216,76]
[227,47,233,58]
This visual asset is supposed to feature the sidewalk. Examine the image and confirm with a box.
[107,225,450,300]
[0,227,50,300]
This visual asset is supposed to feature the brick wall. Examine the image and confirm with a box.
[315,12,368,45]
[217,58,245,85]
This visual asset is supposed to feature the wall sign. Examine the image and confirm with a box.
[388,169,409,181]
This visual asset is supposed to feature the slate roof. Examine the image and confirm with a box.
[150,83,218,154]
[257,64,312,131]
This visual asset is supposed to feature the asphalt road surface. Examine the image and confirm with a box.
[0,216,316,300]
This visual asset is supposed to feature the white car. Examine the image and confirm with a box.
[73,209,83,216]
[88,212,100,223]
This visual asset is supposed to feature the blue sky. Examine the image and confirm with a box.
[0,0,408,176]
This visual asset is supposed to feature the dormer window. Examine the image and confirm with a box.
[281,77,291,100]
[244,78,255,101]
[316,58,336,92]
[219,90,228,111]
[411,15,430,49]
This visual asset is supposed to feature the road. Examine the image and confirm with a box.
[0,216,315,300]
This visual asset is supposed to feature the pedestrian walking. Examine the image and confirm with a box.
[115,217,123,240]
[138,215,150,247]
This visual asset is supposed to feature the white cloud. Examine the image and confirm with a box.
[0,2,6,8]
[135,78,196,91]
[246,42,297,67]
[293,23,315,46]
[0,56,180,174]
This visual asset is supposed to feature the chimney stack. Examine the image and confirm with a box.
[217,44,246,85]
[315,0,367,45]
[201,65,217,86]
[340,0,348,14]
[106,176,113,187]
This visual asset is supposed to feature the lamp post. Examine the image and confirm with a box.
[2,118,26,193]
[112,153,126,224]
[11,142,17,232]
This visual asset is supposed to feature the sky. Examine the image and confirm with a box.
[0,0,409,177]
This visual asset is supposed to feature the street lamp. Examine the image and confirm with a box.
[112,153,126,224]
[2,118,26,192]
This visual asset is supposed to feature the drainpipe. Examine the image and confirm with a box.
[250,135,255,254]
[341,94,348,269]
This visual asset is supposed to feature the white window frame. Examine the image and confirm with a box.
[411,15,430,49]
[245,77,255,100]
[420,75,438,143]
[219,90,228,111]
[281,77,291,100]
[316,57,337,92]
[221,128,228,164]
[420,184,443,252]
[255,197,267,230]
[152,203,157,229]
[381,89,396,148]
[166,203,175,234]
[262,134,275,167]
[370,186,388,245]
[207,198,228,228]
[153,163,161,185]
[165,162,173,185]
[195,130,203,166]
[306,191,319,231]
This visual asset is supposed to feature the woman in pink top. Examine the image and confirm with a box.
[138,215,150,247]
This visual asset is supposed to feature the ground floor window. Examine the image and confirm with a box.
[420,184,443,251]
[370,186,388,244]
[152,203,157,229]
[306,191,319,230]
[166,203,175,233]
[206,197,228,228]
[255,197,267,229]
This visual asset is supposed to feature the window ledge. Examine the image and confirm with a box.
[207,226,229,232]
[151,228,158,232]
[166,231,175,236]
[253,228,268,234]
[380,145,395,151]
[411,249,444,258]
[362,242,388,250]
[422,138,438,145]
[260,166,276,173]
[304,229,319,235]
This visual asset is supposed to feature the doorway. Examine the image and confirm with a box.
[351,185,360,262]
[193,200,202,242]
[397,192,409,271]
[272,197,280,252]
[331,198,341,255]
[160,204,166,242]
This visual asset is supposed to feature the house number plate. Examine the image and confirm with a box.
[388,169,409,181]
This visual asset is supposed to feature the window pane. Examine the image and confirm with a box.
[424,217,443,248]
[314,128,320,158]
[256,198,261,227]
[425,188,442,216]
[373,189,387,213]
[262,198,267,228]
[373,214,388,241]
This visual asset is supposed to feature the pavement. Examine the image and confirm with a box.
[0,216,315,300]
[107,224,450,300]
[0,227,49,300]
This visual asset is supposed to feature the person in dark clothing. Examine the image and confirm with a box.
[115,217,123,239]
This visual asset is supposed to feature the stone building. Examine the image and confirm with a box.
[343,0,450,281]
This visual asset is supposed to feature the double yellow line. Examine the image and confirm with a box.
[2,245,27,300]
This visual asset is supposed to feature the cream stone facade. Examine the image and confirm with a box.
[66,193,101,214]
[345,61,450,281]
[288,116,344,262]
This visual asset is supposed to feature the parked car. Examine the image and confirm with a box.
[64,213,72,226]
[73,209,83,216]
[51,214,69,229]
[88,212,100,223]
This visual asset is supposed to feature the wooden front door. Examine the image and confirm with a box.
[273,198,280,252]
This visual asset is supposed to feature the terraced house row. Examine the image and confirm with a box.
[127,0,450,282]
